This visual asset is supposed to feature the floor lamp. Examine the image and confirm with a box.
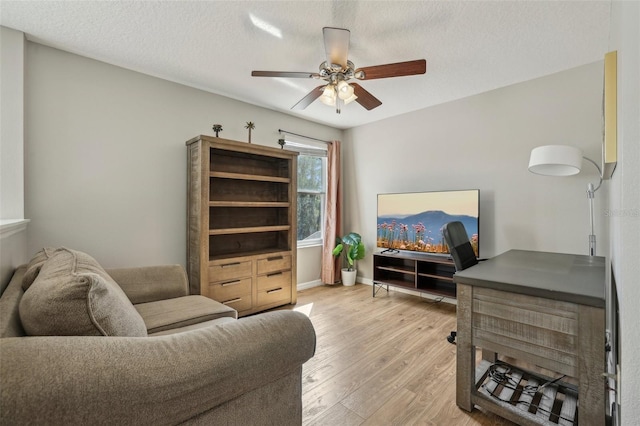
[528,145,603,256]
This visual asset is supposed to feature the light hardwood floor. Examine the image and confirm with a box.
[286,283,515,426]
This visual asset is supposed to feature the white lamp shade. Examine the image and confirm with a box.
[337,81,355,100]
[342,93,358,105]
[319,85,336,106]
[528,145,583,176]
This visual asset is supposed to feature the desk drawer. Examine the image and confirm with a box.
[257,255,291,275]
[257,284,291,307]
[208,278,251,301]
[472,287,579,377]
[209,260,252,282]
[257,270,291,291]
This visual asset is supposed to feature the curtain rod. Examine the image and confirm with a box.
[278,129,332,144]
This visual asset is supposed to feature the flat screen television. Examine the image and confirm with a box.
[377,189,479,257]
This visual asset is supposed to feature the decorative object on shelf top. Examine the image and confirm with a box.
[528,144,603,256]
[245,121,255,143]
[333,232,365,272]
[212,124,223,137]
[278,138,285,149]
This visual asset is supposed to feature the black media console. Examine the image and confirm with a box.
[372,251,457,299]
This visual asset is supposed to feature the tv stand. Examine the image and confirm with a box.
[373,251,457,299]
[380,248,400,254]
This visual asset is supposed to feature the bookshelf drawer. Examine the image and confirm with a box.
[257,270,291,291]
[208,278,252,301]
[257,284,292,306]
[209,260,252,282]
[220,294,252,312]
[257,255,291,274]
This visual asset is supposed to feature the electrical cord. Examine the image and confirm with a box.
[482,362,574,424]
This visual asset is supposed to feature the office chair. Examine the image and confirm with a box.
[442,221,478,272]
[442,221,478,344]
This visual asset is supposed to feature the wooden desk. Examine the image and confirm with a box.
[453,250,605,426]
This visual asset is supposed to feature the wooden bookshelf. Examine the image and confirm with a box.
[186,135,298,316]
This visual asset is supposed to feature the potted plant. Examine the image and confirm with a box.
[332,232,365,286]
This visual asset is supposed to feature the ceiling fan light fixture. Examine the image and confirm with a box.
[343,93,358,105]
[319,84,337,106]
[337,81,355,100]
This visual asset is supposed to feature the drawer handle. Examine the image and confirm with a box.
[267,288,283,294]
[266,256,283,262]
[222,298,242,305]
[267,272,283,277]
[221,262,241,268]
[220,280,241,287]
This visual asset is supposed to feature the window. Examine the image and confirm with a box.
[287,142,327,247]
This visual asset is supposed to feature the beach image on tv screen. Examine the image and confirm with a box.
[377,189,479,256]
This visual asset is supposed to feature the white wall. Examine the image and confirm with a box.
[24,42,342,288]
[1,27,25,220]
[344,61,607,283]
[608,1,640,424]
[0,26,29,290]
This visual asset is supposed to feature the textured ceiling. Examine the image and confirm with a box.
[1,1,611,129]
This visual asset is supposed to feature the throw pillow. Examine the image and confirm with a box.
[22,247,58,291]
[19,248,148,337]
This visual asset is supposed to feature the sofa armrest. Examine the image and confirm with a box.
[0,310,316,425]
[106,264,189,304]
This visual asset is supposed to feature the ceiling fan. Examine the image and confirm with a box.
[251,27,427,114]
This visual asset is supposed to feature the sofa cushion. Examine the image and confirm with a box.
[19,248,148,337]
[106,265,189,304]
[135,295,237,334]
[22,247,58,291]
[149,316,236,336]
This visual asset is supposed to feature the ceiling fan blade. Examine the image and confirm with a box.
[252,71,320,79]
[291,85,325,110]
[351,83,382,110]
[355,59,426,80]
[323,27,350,70]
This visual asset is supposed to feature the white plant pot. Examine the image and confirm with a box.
[341,268,357,286]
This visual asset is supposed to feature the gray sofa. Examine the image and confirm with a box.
[0,248,316,425]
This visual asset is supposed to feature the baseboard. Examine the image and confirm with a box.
[297,279,323,291]
[299,276,374,289]
[358,276,374,286]
[297,276,372,291]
